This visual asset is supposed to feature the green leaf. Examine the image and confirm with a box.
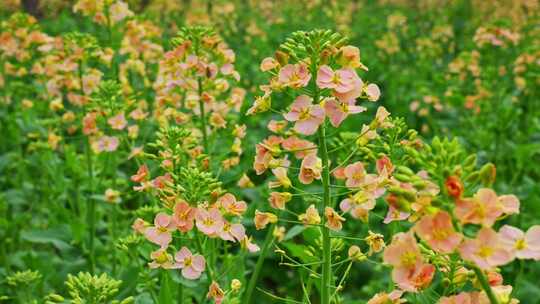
[20,227,73,252]
[283,225,305,241]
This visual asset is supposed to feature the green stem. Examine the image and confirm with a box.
[85,138,96,273]
[318,123,332,304]
[197,77,208,152]
[472,266,499,304]
[244,224,275,303]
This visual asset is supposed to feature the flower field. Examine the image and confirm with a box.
[0,0,539,303]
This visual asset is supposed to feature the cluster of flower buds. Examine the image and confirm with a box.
[153,26,246,170]
[73,0,133,26]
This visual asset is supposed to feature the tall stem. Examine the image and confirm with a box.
[318,123,332,304]
[197,77,208,152]
[244,224,275,303]
[85,139,96,273]
[472,266,499,304]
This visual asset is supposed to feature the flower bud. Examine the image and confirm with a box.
[274,50,289,66]
[479,163,496,186]
[230,279,242,292]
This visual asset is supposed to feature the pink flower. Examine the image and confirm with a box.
[344,161,366,188]
[316,66,363,97]
[144,213,176,248]
[383,232,422,270]
[92,136,119,153]
[107,112,127,130]
[173,201,195,233]
[217,193,247,216]
[439,293,473,304]
[384,201,410,224]
[131,164,148,183]
[260,57,279,71]
[414,211,462,253]
[376,155,394,177]
[278,63,311,88]
[196,208,224,237]
[365,83,381,101]
[367,290,404,304]
[254,136,283,175]
[299,154,322,184]
[459,227,514,269]
[383,232,435,292]
[340,191,377,222]
[324,98,366,127]
[498,225,540,260]
[392,262,436,292]
[284,95,325,135]
[220,222,246,242]
[148,248,174,269]
[281,136,317,159]
[173,247,205,280]
[132,218,147,234]
[455,188,520,227]
[241,236,260,252]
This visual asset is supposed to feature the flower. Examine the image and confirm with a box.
[298,205,321,225]
[144,213,176,248]
[260,57,279,71]
[104,188,120,204]
[284,95,325,135]
[237,174,255,188]
[317,66,363,102]
[299,154,322,184]
[241,236,260,252]
[207,281,225,304]
[367,290,404,304]
[92,136,119,153]
[498,225,540,260]
[173,247,205,280]
[383,232,435,292]
[173,201,195,233]
[131,218,147,234]
[269,167,292,188]
[325,207,345,231]
[217,193,247,216]
[338,45,368,70]
[131,164,148,183]
[365,83,381,101]
[220,222,245,242]
[323,97,366,127]
[196,208,224,236]
[148,248,174,269]
[281,136,317,159]
[438,292,472,304]
[455,188,520,227]
[107,112,127,130]
[278,63,311,88]
[344,161,366,188]
[269,192,292,209]
[254,210,278,230]
[365,231,385,255]
[414,211,462,253]
[445,175,463,199]
[459,227,513,269]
